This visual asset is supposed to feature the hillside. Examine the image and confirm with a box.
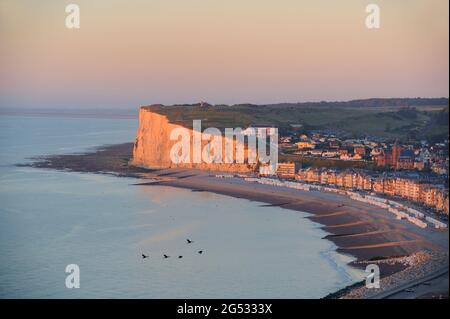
[142,98,449,142]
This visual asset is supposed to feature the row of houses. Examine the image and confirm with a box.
[243,176,446,229]
[273,164,449,215]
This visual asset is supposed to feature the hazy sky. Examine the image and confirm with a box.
[0,0,448,108]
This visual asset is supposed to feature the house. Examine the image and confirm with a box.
[296,141,316,150]
[354,146,366,156]
[396,149,415,170]
[276,162,297,179]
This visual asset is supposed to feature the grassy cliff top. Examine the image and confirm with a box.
[142,98,449,142]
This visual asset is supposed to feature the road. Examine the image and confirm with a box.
[368,267,449,299]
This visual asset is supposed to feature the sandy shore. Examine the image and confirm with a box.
[135,171,446,263]
[22,142,449,298]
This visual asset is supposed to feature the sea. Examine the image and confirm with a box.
[0,110,363,298]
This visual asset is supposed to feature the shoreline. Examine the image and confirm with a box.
[20,142,449,298]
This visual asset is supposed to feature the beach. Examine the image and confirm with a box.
[24,142,449,298]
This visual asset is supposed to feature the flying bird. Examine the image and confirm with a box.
[178,255,183,259]
[163,254,170,259]
[198,250,203,254]
[141,254,149,259]
[186,239,194,244]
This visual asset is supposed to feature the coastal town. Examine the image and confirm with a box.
[267,132,449,217]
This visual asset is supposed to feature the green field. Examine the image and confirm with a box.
[144,98,449,143]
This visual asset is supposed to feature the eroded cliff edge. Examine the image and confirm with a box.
[130,107,257,173]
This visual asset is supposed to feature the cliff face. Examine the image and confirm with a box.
[131,108,257,173]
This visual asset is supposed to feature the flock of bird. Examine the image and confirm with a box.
[141,239,203,260]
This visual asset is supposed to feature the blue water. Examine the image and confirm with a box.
[0,113,362,298]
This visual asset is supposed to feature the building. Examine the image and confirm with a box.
[276,162,296,179]
[329,140,340,149]
[354,146,366,156]
[335,172,345,188]
[373,178,385,193]
[296,167,320,183]
[294,167,449,215]
[355,173,373,191]
[320,169,337,185]
[376,142,402,168]
[394,178,421,201]
[339,149,349,156]
[392,142,402,166]
[322,150,340,158]
[296,141,316,150]
[396,149,415,170]
[414,161,427,171]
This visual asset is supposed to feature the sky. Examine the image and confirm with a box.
[0,0,448,108]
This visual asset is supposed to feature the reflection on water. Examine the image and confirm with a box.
[0,114,362,298]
